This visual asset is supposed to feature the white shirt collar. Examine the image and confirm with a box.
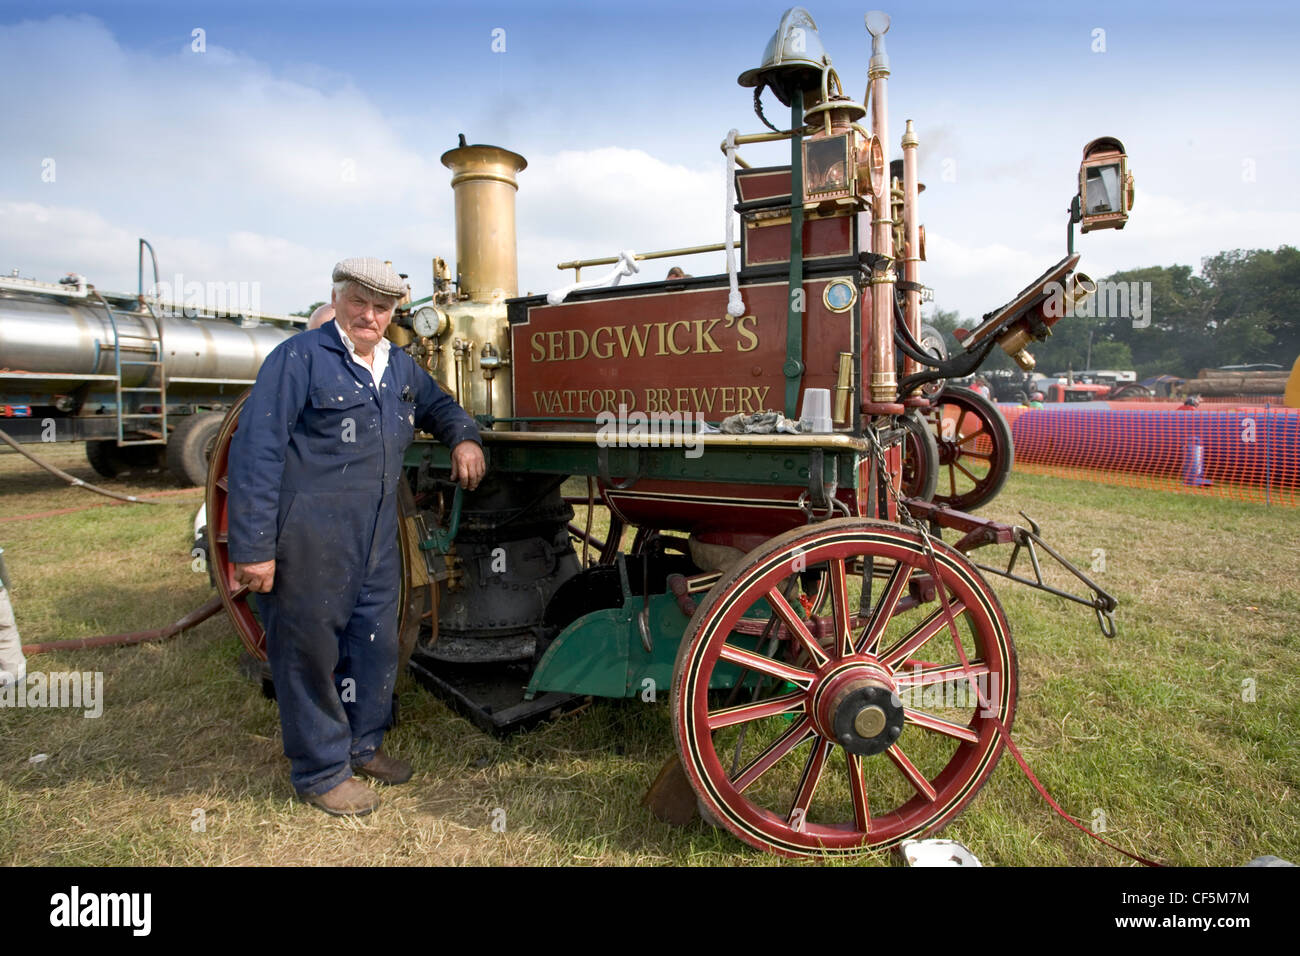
[334,321,390,389]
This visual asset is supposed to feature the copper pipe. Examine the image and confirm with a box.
[868,45,896,403]
[900,119,922,388]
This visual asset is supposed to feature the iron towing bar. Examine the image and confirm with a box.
[903,498,1119,638]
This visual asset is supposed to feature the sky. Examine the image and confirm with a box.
[1,0,1297,320]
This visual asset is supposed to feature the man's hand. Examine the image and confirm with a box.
[450,441,486,491]
[235,560,276,594]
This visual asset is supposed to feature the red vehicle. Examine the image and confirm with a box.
[1044,382,1110,403]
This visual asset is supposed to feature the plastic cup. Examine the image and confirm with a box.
[799,388,833,433]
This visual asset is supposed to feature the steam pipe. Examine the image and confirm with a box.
[867,18,896,403]
[900,119,921,389]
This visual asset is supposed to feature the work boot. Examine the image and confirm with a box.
[301,777,380,817]
[352,750,413,785]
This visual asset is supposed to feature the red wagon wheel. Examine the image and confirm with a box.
[926,385,1014,512]
[204,390,428,670]
[899,410,940,502]
[672,517,1016,858]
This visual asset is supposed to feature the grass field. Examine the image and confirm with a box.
[1,442,1297,866]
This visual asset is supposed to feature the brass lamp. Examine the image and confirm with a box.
[1078,136,1134,233]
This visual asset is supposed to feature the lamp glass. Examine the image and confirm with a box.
[1084,163,1122,215]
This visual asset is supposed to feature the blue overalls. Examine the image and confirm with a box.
[228,319,480,796]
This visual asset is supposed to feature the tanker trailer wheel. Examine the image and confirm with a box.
[899,411,940,502]
[671,518,1017,858]
[86,440,125,478]
[168,410,227,487]
[204,390,427,677]
[86,440,164,477]
[925,386,1014,512]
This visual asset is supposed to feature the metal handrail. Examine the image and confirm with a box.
[555,242,726,279]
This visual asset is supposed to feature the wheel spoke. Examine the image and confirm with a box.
[765,586,828,668]
[879,601,966,669]
[788,739,834,829]
[845,751,872,831]
[904,708,981,744]
[947,466,958,498]
[718,643,816,688]
[827,556,853,659]
[707,690,807,730]
[215,475,228,491]
[731,716,816,792]
[856,561,913,655]
[894,660,990,688]
[959,425,988,444]
[887,744,939,801]
[953,460,983,483]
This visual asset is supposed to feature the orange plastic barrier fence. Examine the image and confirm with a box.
[1000,401,1299,506]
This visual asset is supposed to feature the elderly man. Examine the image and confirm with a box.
[228,257,484,817]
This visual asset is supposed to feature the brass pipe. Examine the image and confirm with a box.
[556,242,727,274]
[452,338,470,408]
[834,351,854,424]
[718,128,797,168]
[996,273,1097,370]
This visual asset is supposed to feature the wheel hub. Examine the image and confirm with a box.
[811,663,905,757]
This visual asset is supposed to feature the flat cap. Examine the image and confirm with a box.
[332,257,406,298]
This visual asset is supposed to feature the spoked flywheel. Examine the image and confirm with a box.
[671,517,1017,858]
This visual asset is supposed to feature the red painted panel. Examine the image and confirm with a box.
[736,169,792,203]
[511,279,854,424]
[745,215,854,268]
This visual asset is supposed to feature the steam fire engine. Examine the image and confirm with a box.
[209,7,1134,857]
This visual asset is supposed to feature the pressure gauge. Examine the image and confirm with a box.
[412,306,447,338]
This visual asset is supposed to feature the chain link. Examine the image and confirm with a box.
[865,423,939,563]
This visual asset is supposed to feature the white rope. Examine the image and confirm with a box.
[724,129,745,317]
[546,249,640,305]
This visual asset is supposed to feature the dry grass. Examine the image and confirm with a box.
[1,442,1297,866]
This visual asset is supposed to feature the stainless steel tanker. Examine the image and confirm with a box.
[0,252,303,485]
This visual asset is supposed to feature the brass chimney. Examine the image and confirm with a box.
[440,140,528,302]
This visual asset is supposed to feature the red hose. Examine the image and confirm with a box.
[20,593,224,656]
